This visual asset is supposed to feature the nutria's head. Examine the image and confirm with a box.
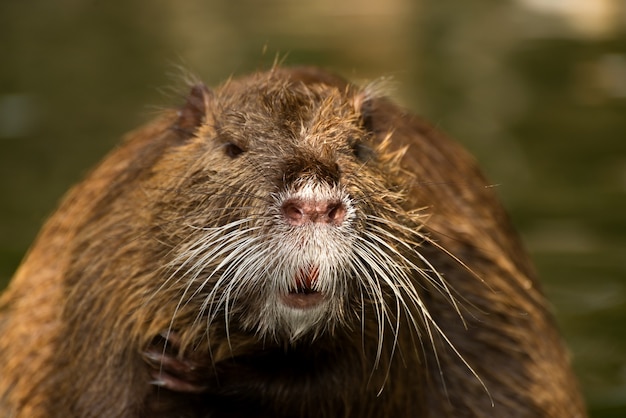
[139,68,443,356]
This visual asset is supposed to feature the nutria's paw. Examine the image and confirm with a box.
[143,332,211,394]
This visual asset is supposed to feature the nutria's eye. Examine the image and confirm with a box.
[224,142,244,158]
[352,141,374,162]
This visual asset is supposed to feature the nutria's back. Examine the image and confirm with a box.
[0,66,586,417]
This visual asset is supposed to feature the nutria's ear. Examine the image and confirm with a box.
[351,79,393,133]
[174,83,213,137]
[352,90,376,133]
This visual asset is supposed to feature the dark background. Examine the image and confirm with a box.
[1,1,625,416]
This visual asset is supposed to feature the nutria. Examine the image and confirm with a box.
[0,66,586,417]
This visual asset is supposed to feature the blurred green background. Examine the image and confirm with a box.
[1,0,625,416]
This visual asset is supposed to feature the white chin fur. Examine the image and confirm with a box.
[262,296,332,342]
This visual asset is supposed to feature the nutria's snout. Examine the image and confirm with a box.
[277,187,352,310]
[281,198,347,226]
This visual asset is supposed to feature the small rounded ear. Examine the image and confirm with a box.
[351,78,393,133]
[352,91,375,133]
[174,83,213,137]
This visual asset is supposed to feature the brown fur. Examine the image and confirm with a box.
[0,67,586,417]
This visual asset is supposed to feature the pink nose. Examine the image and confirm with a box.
[282,199,346,226]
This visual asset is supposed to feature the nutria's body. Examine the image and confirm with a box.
[0,67,585,417]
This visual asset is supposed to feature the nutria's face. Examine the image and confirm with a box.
[153,75,430,346]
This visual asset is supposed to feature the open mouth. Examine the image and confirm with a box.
[280,265,325,309]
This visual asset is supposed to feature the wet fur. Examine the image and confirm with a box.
[0,67,585,417]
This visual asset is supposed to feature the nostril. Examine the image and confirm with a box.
[326,202,346,225]
[282,201,305,224]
